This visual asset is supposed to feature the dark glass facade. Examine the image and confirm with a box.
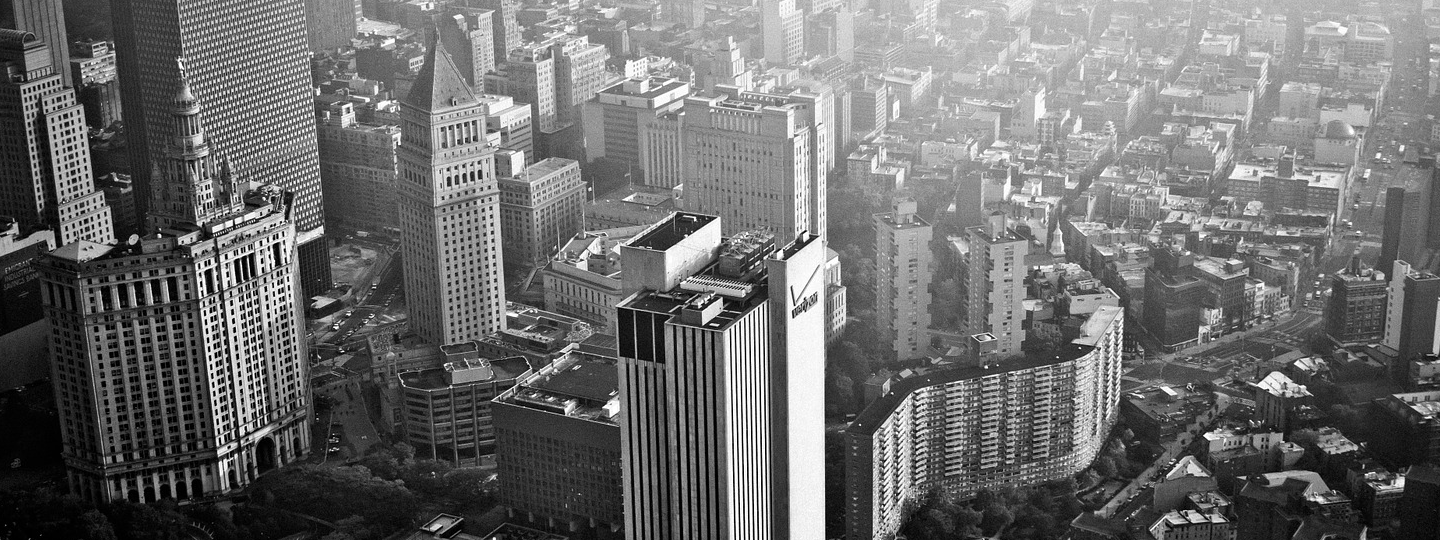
[112,0,330,294]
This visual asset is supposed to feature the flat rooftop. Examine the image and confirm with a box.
[626,212,717,251]
[399,356,532,390]
[848,343,1097,436]
[528,353,618,403]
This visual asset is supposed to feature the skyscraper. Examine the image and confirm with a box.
[111,0,330,295]
[39,76,310,503]
[616,212,825,540]
[397,39,507,346]
[0,0,68,86]
[761,0,804,65]
[0,30,113,246]
[873,199,932,360]
[963,212,1029,357]
[681,88,826,245]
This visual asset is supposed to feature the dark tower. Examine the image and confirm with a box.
[0,0,68,86]
[112,0,331,295]
[1379,186,1406,275]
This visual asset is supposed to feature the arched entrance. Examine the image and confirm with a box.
[175,482,188,499]
[293,437,303,459]
[159,484,171,499]
[143,487,155,503]
[191,479,203,499]
[256,437,278,473]
[127,489,139,503]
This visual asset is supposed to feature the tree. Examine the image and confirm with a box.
[832,340,878,383]
[931,278,963,329]
[826,373,857,417]
[107,500,188,540]
[981,503,1014,535]
[1290,428,1321,447]
[0,486,117,540]
[248,465,420,531]
[902,508,957,540]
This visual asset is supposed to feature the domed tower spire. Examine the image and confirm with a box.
[170,57,211,160]
[148,58,241,232]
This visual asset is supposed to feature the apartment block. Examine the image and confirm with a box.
[845,306,1124,540]
[873,199,933,360]
[962,213,1029,357]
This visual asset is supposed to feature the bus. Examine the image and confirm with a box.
[1375,152,1383,162]
[1362,168,1371,182]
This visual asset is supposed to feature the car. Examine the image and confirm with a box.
[330,323,341,330]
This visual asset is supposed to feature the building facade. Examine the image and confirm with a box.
[39,78,310,502]
[397,350,530,465]
[486,44,557,135]
[303,0,359,52]
[496,154,586,267]
[112,0,330,295]
[582,77,691,184]
[963,213,1029,357]
[316,101,401,231]
[681,89,826,245]
[480,93,535,162]
[1382,260,1440,378]
[761,0,804,65]
[68,39,120,128]
[873,199,933,360]
[1325,255,1388,345]
[493,349,623,534]
[397,40,507,345]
